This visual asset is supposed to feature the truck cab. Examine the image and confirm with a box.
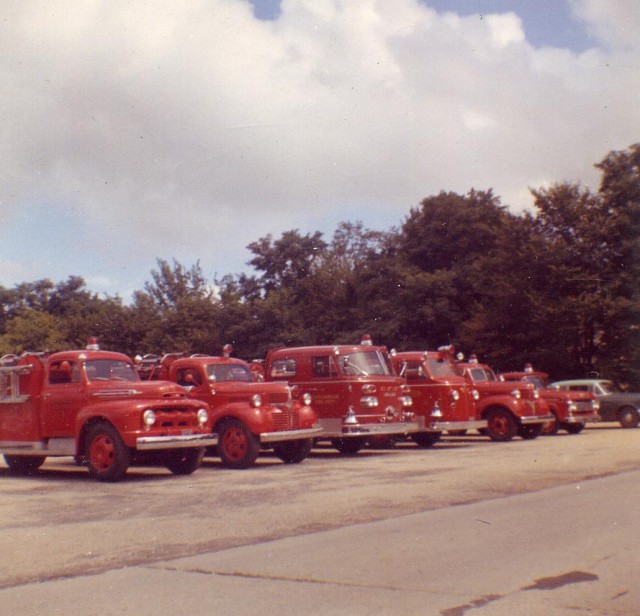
[0,342,215,481]
[152,350,321,468]
[391,348,486,446]
[458,360,553,441]
[499,367,600,435]
[264,343,417,454]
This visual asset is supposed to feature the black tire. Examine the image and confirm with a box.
[164,448,205,475]
[564,423,585,435]
[541,413,559,436]
[518,424,543,440]
[331,437,365,455]
[217,419,260,469]
[273,439,313,464]
[485,408,517,442]
[85,423,131,482]
[4,455,46,475]
[410,432,441,448]
[617,406,639,429]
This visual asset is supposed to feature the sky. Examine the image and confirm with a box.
[1,0,638,302]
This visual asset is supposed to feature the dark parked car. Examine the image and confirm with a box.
[551,379,640,429]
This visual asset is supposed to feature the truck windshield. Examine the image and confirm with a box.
[467,367,497,382]
[426,358,460,378]
[85,360,138,382]
[523,375,547,389]
[596,381,615,395]
[206,364,252,383]
[338,351,392,376]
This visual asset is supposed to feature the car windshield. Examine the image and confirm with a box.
[426,357,460,378]
[596,381,616,395]
[339,351,392,376]
[206,363,252,383]
[85,359,138,382]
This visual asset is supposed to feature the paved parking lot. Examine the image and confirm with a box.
[1,424,638,614]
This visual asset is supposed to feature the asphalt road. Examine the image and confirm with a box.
[0,424,638,614]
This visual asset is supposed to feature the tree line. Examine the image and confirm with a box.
[1,144,639,387]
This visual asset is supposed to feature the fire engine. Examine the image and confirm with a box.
[458,358,553,441]
[391,347,486,446]
[136,346,321,468]
[0,339,215,481]
[499,366,600,435]
[264,342,417,454]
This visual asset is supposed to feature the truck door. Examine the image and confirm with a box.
[40,359,85,437]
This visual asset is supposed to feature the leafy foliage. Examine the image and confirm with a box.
[1,145,638,387]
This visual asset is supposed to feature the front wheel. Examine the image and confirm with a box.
[164,448,204,475]
[85,423,131,482]
[273,439,313,464]
[617,406,639,429]
[217,419,260,469]
[410,432,441,448]
[485,408,517,442]
[518,424,542,440]
[331,437,364,455]
[4,455,46,475]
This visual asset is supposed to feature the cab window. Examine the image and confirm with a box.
[270,359,296,379]
[49,360,80,385]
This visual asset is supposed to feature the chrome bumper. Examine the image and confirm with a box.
[136,433,218,451]
[260,426,324,443]
[566,412,601,424]
[519,414,555,425]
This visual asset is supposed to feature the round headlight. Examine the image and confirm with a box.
[511,389,522,399]
[251,394,262,408]
[451,390,460,401]
[143,409,156,427]
[197,408,209,425]
[472,389,480,401]
[302,392,312,406]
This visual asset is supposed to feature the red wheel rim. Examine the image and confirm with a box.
[489,415,509,437]
[221,426,247,461]
[90,434,115,471]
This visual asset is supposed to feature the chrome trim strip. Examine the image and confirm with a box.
[519,414,554,425]
[136,433,217,450]
[259,427,324,443]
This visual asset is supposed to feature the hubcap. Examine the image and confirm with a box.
[222,427,247,461]
[90,434,115,471]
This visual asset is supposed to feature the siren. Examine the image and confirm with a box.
[469,354,478,364]
[524,363,534,373]
[86,337,100,351]
[360,334,372,346]
[223,344,233,358]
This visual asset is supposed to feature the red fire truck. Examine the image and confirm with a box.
[458,359,553,441]
[499,366,600,435]
[390,348,486,446]
[138,347,321,468]
[264,342,417,454]
[0,341,215,481]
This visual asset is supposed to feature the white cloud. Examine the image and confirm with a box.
[569,0,640,50]
[0,0,638,293]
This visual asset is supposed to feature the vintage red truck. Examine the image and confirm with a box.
[390,348,486,446]
[139,348,321,468]
[499,366,600,435]
[264,343,417,454]
[0,342,215,481]
[458,359,553,441]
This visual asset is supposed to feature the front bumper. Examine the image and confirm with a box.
[136,433,218,451]
[260,426,324,443]
[566,412,601,424]
[519,414,555,426]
